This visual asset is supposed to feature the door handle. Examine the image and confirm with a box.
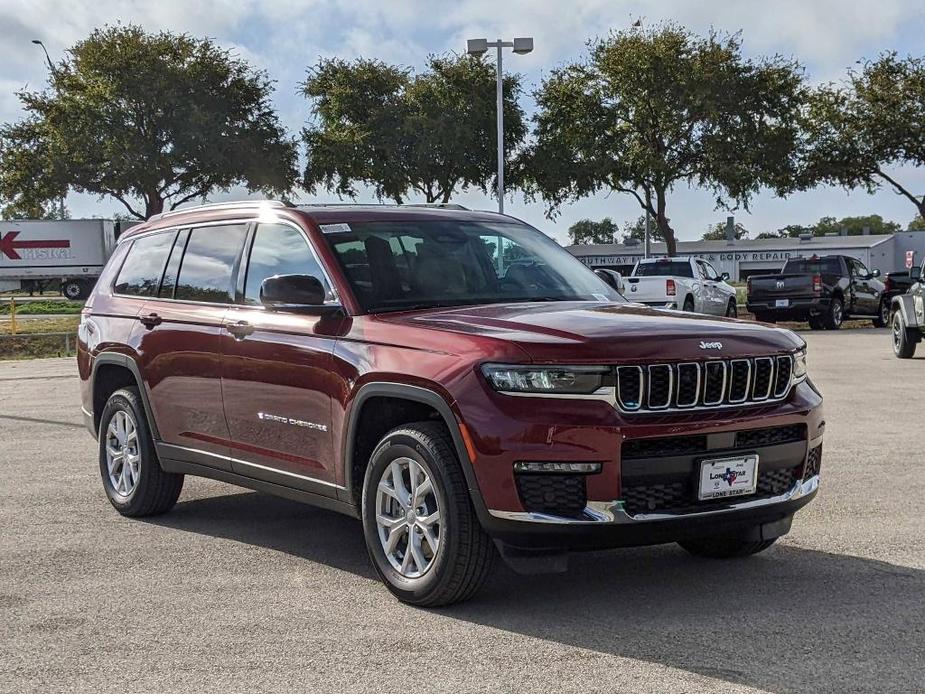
[138,313,162,329]
[227,320,254,340]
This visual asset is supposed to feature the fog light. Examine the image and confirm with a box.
[513,462,602,474]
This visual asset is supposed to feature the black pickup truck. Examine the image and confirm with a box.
[746,255,889,330]
[890,262,924,358]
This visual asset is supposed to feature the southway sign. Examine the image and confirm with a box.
[0,231,73,261]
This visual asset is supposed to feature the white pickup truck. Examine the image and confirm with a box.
[625,257,738,317]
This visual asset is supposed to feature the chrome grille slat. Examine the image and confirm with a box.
[613,354,795,414]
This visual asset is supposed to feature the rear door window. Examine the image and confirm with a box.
[175,225,248,304]
[783,258,842,275]
[114,231,177,297]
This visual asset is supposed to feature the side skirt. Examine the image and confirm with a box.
[158,456,360,519]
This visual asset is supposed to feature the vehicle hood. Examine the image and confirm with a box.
[379,301,803,362]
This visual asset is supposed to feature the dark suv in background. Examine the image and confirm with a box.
[78,201,824,606]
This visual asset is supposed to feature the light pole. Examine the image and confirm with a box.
[31,39,66,219]
[466,37,533,215]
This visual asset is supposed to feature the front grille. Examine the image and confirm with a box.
[804,444,822,479]
[616,354,795,414]
[515,473,587,516]
[621,465,801,515]
[622,424,806,460]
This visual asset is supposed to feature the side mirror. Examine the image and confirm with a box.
[260,274,332,312]
[871,269,881,278]
[720,272,730,281]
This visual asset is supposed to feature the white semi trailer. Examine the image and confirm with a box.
[0,219,118,300]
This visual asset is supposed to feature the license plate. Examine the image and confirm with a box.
[775,299,789,308]
[698,455,759,500]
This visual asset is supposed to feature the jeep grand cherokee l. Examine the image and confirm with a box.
[77,201,824,606]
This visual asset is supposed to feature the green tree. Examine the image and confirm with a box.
[567,217,619,245]
[756,231,785,239]
[303,54,526,204]
[908,214,925,230]
[777,215,901,237]
[702,221,750,241]
[802,53,925,222]
[620,215,665,244]
[0,25,297,219]
[522,24,805,256]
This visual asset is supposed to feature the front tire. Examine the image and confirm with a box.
[98,387,183,517]
[361,421,495,607]
[892,311,917,359]
[679,537,777,559]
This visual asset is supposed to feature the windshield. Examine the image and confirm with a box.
[783,258,842,275]
[633,261,694,277]
[320,219,621,313]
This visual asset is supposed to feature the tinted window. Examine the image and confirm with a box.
[322,220,620,312]
[633,261,694,277]
[158,229,190,299]
[175,225,247,303]
[783,258,842,275]
[244,224,332,305]
[114,232,177,297]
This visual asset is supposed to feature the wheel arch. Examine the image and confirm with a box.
[891,294,920,329]
[341,382,482,510]
[91,352,159,440]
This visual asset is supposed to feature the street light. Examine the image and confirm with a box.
[466,36,533,214]
[31,39,66,219]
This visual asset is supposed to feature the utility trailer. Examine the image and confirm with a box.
[0,219,117,300]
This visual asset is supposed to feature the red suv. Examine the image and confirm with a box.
[78,201,824,606]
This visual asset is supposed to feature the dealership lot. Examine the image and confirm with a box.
[1,329,923,694]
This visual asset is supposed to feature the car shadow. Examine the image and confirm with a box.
[149,490,925,693]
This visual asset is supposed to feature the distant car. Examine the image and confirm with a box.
[747,255,888,330]
[890,261,924,358]
[625,257,738,316]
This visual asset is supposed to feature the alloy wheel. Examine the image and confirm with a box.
[105,410,141,497]
[375,457,441,578]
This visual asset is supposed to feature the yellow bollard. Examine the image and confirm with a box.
[10,297,16,335]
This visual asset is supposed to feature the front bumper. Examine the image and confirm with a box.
[481,473,818,550]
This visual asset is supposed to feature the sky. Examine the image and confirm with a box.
[1,0,924,244]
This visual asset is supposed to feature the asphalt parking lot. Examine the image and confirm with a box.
[1,329,923,694]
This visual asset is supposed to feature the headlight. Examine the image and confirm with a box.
[792,349,807,383]
[481,364,610,395]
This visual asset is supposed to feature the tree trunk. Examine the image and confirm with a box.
[145,194,164,219]
[655,187,677,256]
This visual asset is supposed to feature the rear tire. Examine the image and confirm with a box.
[679,537,777,559]
[808,316,824,330]
[892,311,917,359]
[725,299,737,318]
[98,387,183,517]
[682,297,695,312]
[824,297,843,330]
[361,421,495,607]
[873,299,890,328]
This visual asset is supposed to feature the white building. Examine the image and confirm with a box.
[568,232,925,281]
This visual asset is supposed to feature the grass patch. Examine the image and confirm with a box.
[0,300,84,315]
[0,332,77,359]
[0,316,80,335]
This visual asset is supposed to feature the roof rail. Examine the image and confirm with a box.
[149,200,290,221]
[296,202,469,210]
